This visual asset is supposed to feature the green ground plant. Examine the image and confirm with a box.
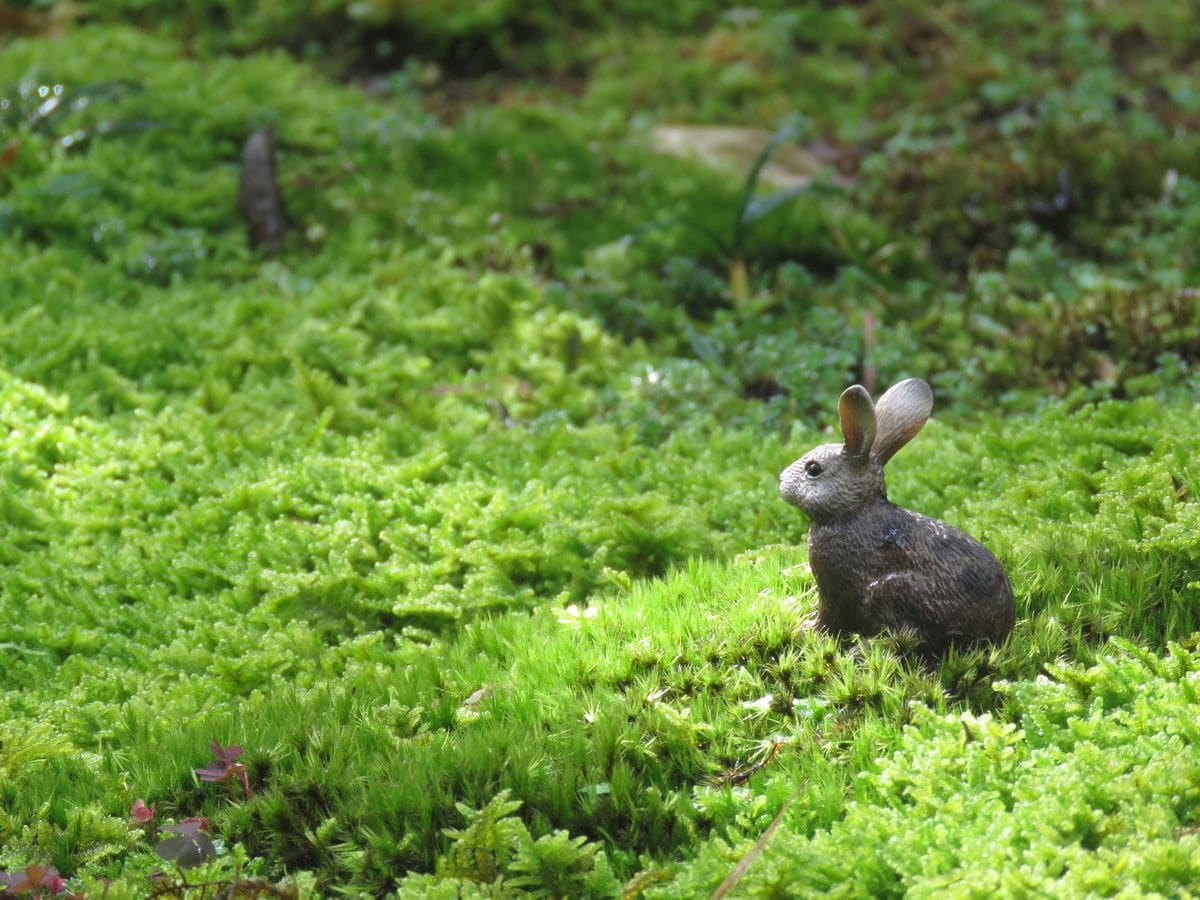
[1,2,1200,897]
[657,640,1200,897]
[629,118,847,306]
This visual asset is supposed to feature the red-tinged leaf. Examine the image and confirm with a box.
[130,800,155,823]
[43,871,68,894]
[235,764,253,797]
[194,742,253,796]
[24,866,51,892]
[179,816,211,831]
[0,140,19,170]
[0,865,68,895]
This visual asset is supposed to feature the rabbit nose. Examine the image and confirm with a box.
[779,462,801,502]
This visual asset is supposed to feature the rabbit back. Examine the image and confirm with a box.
[808,499,1014,652]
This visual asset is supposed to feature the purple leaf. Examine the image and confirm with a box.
[194,741,253,796]
[155,832,217,868]
[211,742,244,765]
[193,761,229,782]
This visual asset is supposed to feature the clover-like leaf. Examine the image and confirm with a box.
[211,741,244,766]
[193,741,253,797]
[166,817,210,836]
[155,824,217,869]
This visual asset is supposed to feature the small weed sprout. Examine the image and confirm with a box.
[194,741,253,799]
[130,799,157,841]
[632,117,842,306]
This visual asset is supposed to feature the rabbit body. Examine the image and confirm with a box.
[807,495,1014,652]
[779,379,1014,652]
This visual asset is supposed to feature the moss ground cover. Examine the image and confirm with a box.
[4,381,1200,895]
[2,3,1200,896]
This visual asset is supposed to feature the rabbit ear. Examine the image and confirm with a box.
[871,378,933,466]
[838,384,876,458]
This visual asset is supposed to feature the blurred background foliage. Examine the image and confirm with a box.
[2,0,1198,413]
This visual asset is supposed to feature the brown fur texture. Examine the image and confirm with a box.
[779,379,1014,653]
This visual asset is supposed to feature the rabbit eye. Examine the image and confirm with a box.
[805,460,823,477]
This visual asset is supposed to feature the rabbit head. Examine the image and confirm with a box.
[779,378,933,521]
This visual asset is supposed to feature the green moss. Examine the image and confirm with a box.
[2,4,1200,896]
[5,360,1200,892]
[660,642,1200,897]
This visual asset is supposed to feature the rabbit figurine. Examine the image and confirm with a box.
[779,378,1014,653]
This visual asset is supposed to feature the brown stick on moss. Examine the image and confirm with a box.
[238,126,288,252]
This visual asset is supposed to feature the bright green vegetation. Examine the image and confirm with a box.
[2,3,1200,897]
[5,362,1200,895]
[661,641,1200,897]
